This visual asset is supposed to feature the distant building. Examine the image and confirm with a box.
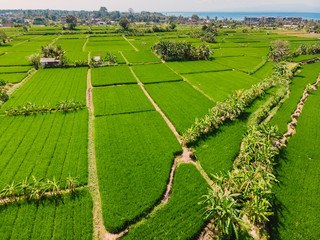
[40,58,60,66]
[2,23,14,28]
[244,16,302,24]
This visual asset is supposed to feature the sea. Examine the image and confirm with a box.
[161,12,320,21]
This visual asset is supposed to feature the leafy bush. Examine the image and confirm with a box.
[152,40,212,61]
[0,175,79,202]
[201,125,281,239]
[5,100,85,116]
[269,40,290,62]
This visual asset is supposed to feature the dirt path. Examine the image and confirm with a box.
[86,69,109,239]
[83,36,89,52]
[122,35,139,52]
[6,68,37,97]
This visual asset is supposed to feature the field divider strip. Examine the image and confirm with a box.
[163,61,215,102]
[281,73,320,145]
[82,35,90,52]
[6,68,37,97]
[86,68,108,239]
[119,51,129,65]
[129,65,214,195]
[0,186,87,205]
[122,35,139,52]
[51,34,62,45]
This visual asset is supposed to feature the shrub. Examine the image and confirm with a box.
[269,40,290,62]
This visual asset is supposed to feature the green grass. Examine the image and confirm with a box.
[251,61,276,79]
[85,40,134,52]
[132,63,182,84]
[214,47,269,58]
[269,62,320,133]
[194,87,278,177]
[185,70,260,102]
[145,81,215,134]
[167,60,232,74]
[122,50,161,64]
[92,85,155,116]
[91,65,137,86]
[122,164,209,240]
[0,110,88,188]
[269,89,320,240]
[0,72,28,83]
[1,68,87,112]
[0,66,32,73]
[0,189,93,240]
[95,111,182,233]
[0,52,32,66]
[292,53,320,62]
[213,56,266,73]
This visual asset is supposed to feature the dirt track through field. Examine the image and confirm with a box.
[122,35,139,52]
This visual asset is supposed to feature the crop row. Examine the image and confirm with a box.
[1,67,87,112]
[269,61,320,133]
[92,85,155,116]
[123,164,209,239]
[270,88,320,240]
[0,110,88,189]
[0,189,92,240]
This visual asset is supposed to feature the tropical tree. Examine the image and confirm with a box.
[66,14,77,30]
[119,18,130,30]
[0,30,7,44]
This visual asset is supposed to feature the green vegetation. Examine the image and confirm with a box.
[0,66,32,73]
[5,100,85,116]
[269,62,320,133]
[1,68,87,112]
[194,88,278,177]
[152,40,212,61]
[91,65,137,86]
[132,63,182,84]
[185,70,260,102]
[0,111,88,188]
[0,190,93,240]
[95,111,181,233]
[270,89,320,240]
[214,56,267,73]
[145,81,214,133]
[167,60,231,74]
[202,125,280,239]
[122,50,161,64]
[252,61,276,79]
[123,164,209,239]
[92,85,154,116]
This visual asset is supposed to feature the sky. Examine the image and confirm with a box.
[1,0,320,12]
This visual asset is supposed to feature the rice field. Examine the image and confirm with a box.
[0,110,88,188]
[1,68,87,111]
[92,85,154,116]
[1,25,320,240]
[144,81,215,133]
[131,63,182,84]
[91,65,137,86]
[95,111,181,232]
